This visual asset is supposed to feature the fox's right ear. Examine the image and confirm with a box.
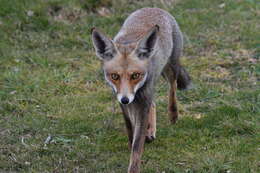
[135,25,159,59]
[91,28,116,60]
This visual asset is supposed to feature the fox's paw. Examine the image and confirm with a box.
[145,135,155,143]
[169,111,178,124]
[145,125,156,143]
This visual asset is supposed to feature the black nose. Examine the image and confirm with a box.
[121,97,129,104]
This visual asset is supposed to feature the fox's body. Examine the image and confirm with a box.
[91,8,191,173]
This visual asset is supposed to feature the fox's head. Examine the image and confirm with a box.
[91,26,159,104]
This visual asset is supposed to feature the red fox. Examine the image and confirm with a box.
[91,7,191,173]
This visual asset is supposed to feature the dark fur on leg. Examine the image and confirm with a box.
[168,79,178,124]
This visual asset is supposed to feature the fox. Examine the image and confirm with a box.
[91,7,191,173]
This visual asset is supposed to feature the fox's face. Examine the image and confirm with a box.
[103,52,149,104]
[91,26,159,104]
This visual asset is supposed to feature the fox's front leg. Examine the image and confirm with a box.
[128,101,151,173]
[146,102,156,143]
[128,119,149,173]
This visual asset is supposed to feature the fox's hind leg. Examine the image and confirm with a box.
[168,78,178,124]
[163,63,179,124]
[146,102,156,143]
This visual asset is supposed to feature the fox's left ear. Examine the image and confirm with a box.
[91,28,116,60]
[135,25,159,59]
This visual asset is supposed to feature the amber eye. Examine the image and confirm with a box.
[111,73,120,81]
[131,73,141,80]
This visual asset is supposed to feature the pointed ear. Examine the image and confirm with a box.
[91,28,116,60]
[136,25,159,59]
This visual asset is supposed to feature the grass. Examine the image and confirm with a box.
[0,0,259,172]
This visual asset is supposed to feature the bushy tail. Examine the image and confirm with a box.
[177,66,191,90]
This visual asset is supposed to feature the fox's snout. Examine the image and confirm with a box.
[117,93,135,104]
[121,97,129,104]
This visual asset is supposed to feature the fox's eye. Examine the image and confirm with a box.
[131,73,141,80]
[111,73,120,81]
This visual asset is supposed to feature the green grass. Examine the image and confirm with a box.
[0,0,259,172]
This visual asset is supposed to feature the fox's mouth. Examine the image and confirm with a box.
[117,93,135,104]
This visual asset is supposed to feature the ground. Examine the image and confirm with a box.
[0,0,259,172]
